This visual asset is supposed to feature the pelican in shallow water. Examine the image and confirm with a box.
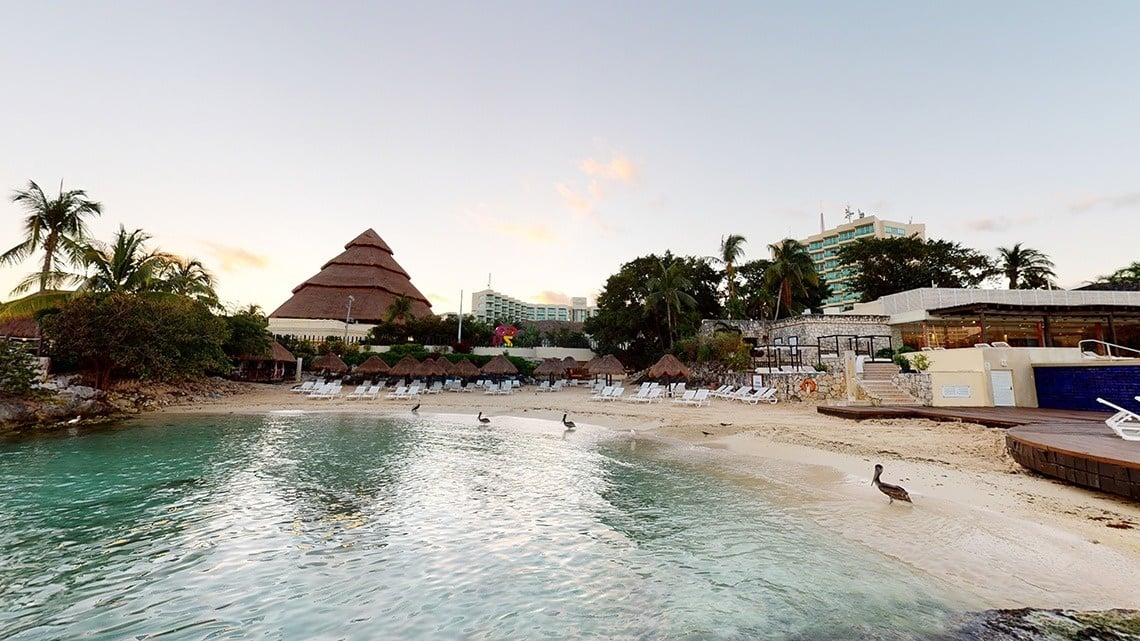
[411,403,420,414]
[872,464,912,504]
[477,412,490,425]
[561,413,575,431]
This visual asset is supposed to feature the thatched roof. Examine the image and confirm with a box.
[389,355,420,377]
[587,354,626,375]
[480,354,519,375]
[0,317,40,339]
[354,354,391,375]
[311,353,348,372]
[562,356,579,369]
[413,358,442,378]
[451,358,481,378]
[533,358,566,376]
[647,353,691,380]
[269,229,433,323]
[241,340,296,363]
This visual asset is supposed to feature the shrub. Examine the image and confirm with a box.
[892,352,912,372]
[0,341,39,396]
[910,353,930,372]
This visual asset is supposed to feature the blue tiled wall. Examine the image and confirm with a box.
[1033,365,1140,411]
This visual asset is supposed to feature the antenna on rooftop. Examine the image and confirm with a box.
[487,273,492,289]
[819,205,825,233]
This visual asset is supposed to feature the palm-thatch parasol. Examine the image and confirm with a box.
[354,355,391,377]
[435,357,456,376]
[389,355,420,379]
[451,358,481,379]
[533,358,566,382]
[647,353,692,382]
[311,353,348,374]
[412,357,439,379]
[587,353,626,385]
[561,356,579,370]
[480,354,519,380]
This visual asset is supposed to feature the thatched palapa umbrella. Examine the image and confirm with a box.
[412,357,439,380]
[311,353,348,375]
[647,353,691,383]
[451,358,481,379]
[389,355,420,379]
[587,354,625,386]
[533,358,566,383]
[354,355,391,378]
[480,354,519,381]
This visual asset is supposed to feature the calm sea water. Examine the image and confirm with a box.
[0,413,973,640]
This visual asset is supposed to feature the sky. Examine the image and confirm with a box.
[3,1,1138,315]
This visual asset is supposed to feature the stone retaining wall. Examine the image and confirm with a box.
[892,372,933,405]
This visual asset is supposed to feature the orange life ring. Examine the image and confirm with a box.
[800,378,818,394]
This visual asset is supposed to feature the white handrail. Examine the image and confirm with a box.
[1079,339,1140,359]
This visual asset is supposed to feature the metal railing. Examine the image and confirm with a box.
[815,335,894,365]
[1078,339,1140,359]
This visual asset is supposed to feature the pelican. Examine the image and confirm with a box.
[561,413,576,431]
[411,403,420,414]
[871,464,912,504]
[477,412,490,425]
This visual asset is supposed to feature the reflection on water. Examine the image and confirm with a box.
[0,413,972,640]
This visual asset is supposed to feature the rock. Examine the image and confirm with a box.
[950,608,1140,640]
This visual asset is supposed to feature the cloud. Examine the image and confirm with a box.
[461,207,558,244]
[533,290,571,304]
[551,151,639,229]
[961,213,1037,232]
[1069,193,1140,213]
[201,241,269,272]
[580,154,639,183]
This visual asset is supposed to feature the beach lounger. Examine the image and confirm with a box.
[344,384,370,400]
[535,381,551,393]
[670,390,696,405]
[426,382,443,394]
[684,389,711,406]
[1095,398,1140,441]
[308,383,341,399]
[589,386,614,401]
[722,387,753,402]
[605,387,625,401]
[740,387,778,405]
[384,386,408,399]
[626,387,663,404]
[291,380,316,394]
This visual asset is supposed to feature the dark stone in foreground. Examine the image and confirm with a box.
[949,608,1140,640]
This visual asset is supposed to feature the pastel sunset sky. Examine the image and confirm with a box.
[3,2,1138,314]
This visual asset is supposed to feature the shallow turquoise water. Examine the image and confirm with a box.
[0,413,971,640]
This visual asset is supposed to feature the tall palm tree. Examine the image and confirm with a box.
[386,294,415,323]
[2,180,103,294]
[715,234,747,318]
[80,226,174,294]
[644,258,697,349]
[997,243,1056,289]
[764,239,818,319]
[157,257,221,310]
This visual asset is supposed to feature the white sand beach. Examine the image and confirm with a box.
[163,383,1140,610]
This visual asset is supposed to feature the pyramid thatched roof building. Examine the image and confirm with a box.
[270,229,432,323]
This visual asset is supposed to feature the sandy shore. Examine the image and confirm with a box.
[164,382,1140,610]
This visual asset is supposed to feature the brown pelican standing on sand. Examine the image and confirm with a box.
[561,413,575,431]
[872,464,912,504]
[411,403,420,414]
[477,412,490,425]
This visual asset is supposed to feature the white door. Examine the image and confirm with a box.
[990,370,1015,407]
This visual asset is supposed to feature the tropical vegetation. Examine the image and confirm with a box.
[997,243,1056,289]
[835,235,996,302]
[2,180,103,294]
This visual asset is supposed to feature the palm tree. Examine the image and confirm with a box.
[997,243,1056,289]
[765,239,818,319]
[80,226,174,294]
[157,257,221,310]
[386,294,415,323]
[644,258,697,349]
[2,180,103,294]
[714,234,747,318]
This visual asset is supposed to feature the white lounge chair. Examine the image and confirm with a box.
[1095,398,1140,441]
[426,382,443,395]
[724,387,754,402]
[671,390,696,405]
[291,380,316,394]
[606,387,625,401]
[344,384,370,400]
[308,383,341,400]
[626,387,663,404]
[384,386,408,399]
[589,385,614,401]
[685,389,711,406]
[740,387,778,405]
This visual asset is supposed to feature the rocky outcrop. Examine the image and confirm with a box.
[948,608,1140,640]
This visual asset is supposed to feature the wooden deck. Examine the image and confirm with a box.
[818,404,1140,501]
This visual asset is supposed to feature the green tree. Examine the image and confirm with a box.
[765,239,818,319]
[645,258,698,350]
[223,305,271,358]
[997,243,1056,289]
[735,258,774,319]
[836,236,996,302]
[714,234,747,318]
[40,293,229,389]
[79,226,172,294]
[0,341,39,396]
[158,257,221,310]
[3,180,103,294]
[386,294,416,323]
[1086,261,1140,291]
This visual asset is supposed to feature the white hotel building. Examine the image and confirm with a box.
[471,289,597,324]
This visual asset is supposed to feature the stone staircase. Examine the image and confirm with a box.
[858,362,920,406]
